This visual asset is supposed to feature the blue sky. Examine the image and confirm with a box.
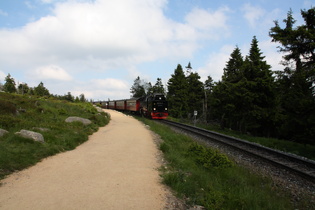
[0,0,314,100]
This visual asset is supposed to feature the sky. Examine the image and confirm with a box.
[0,0,314,101]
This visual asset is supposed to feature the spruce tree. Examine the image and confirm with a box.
[167,64,188,117]
[204,76,214,121]
[34,82,50,97]
[241,36,276,135]
[270,7,315,143]
[222,46,243,83]
[186,71,204,116]
[212,47,244,130]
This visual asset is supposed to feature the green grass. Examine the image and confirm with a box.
[169,117,315,160]
[0,92,110,179]
[137,117,313,210]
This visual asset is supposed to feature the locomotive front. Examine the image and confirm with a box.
[149,93,168,119]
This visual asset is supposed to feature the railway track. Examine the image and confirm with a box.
[160,120,315,183]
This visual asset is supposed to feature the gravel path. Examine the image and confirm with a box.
[0,110,168,210]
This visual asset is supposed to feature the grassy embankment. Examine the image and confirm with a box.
[137,117,313,210]
[169,117,315,161]
[0,92,110,179]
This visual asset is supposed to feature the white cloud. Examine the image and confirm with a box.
[198,45,235,82]
[31,65,72,81]
[0,0,232,99]
[71,78,130,100]
[185,7,230,39]
[91,78,129,90]
[0,0,230,70]
[260,39,284,71]
[241,3,265,28]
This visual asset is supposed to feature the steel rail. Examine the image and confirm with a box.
[161,120,315,183]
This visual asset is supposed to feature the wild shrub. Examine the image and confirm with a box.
[0,99,16,114]
[200,189,225,210]
[58,108,67,115]
[187,142,232,169]
[0,116,21,129]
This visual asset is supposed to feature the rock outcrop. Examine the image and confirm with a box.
[0,128,9,137]
[65,117,92,125]
[15,129,45,143]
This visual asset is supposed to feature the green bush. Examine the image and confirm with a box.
[0,99,16,114]
[0,116,21,130]
[187,143,233,169]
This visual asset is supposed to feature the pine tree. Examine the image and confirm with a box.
[211,38,276,135]
[270,8,315,71]
[34,82,50,97]
[186,71,204,116]
[79,93,86,102]
[204,76,214,121]
[212,47,244,130]
[222,46,243,83]
[167,64,189,117]
[151,78,165,94]
[241,36,276,135]
[18,83,29,95]
[270,7,315,143]
[3,74,17,93]
[64,92,74,102]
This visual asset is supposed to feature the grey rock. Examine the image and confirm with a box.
[0,129,9,137]
[93,105,104,113]
[65,117,92,125]
[15,129,45,143]
[32,127,50,132]
[95,107,104,113]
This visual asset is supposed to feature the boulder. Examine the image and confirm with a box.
[0,129,9,137]
[95,107,104,113]
[32,127,50,132]
[65,117,92,125]
[15,129,45,143]
[93,104,104,113]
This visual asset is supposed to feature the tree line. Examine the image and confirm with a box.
[0,74,87,103]
[131,8,315,145]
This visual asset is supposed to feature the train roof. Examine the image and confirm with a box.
[102,93,166,103]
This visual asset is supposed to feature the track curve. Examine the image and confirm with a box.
[160,120,315,183]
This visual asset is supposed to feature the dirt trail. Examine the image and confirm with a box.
[0,110,167,210]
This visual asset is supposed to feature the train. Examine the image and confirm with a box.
[99,93,168,119]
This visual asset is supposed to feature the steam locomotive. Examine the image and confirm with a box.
[101,93,168,119]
